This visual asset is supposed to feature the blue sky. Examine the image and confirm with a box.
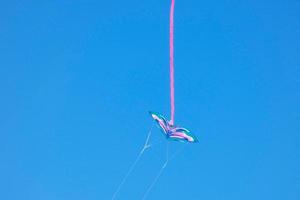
[1,0,299,199]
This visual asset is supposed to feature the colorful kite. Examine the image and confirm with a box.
[149,0,198,143]
[149,111,198,143]
[112,1,198,199]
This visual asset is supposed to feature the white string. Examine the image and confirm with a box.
[111,126,153,200]
[141,160,168,200]
[141,141,169,200]
[111,125,188,200]
[141,142,187,200]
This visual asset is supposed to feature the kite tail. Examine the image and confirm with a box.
[170,0,175,125]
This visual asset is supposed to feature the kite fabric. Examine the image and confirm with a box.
[149,111,198,143]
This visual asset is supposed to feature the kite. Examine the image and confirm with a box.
[149,0,198,144]
[141,0,199,197]
[149,111,198,143]
[112,1,199,199]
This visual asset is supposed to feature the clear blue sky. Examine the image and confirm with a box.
[1,0,299,199]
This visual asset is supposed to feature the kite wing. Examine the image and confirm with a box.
[149,111,170,134]
[169,127,198,143]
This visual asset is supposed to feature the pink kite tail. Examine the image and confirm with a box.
[170,0,175,125]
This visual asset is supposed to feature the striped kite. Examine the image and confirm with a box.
[149,111,198,143]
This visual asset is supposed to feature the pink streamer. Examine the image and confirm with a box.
[170,0,175,125]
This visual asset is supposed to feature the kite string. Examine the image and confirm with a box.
[141,161,168,200]
[170,0,175,125]
[141,142,187,200]
[141,142,169,200]
[111,151,142,200]
[111,126,153,200]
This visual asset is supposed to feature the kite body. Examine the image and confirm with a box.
[149,111,198,143]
